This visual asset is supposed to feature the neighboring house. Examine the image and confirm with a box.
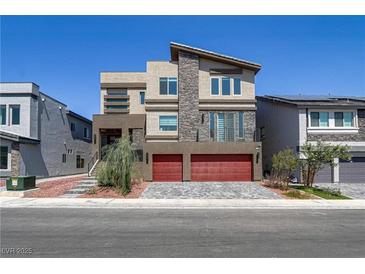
[0,82,92,178]
[93,42,262,182]
[256,95,365,183]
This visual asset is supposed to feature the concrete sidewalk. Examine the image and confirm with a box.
[1,197,364,209]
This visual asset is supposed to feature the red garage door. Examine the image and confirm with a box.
[153,154,183,182]
[191,154,252,181]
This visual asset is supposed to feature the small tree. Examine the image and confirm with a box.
[270,148,299,189]
[97,136,135,195]
[300,141,350,187]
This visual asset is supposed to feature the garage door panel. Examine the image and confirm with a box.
[153,154,183,182]
[340,158,365,183]
[191,154,252,182]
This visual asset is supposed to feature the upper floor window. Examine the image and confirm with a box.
[210,77,242,96]
[140,91,145,104]
[10,105,20,125]
[83,127,90,138]
[221,77,231,96]
[160,77,177,95]
[335,112,353,127]
[238,112,244,138]
[310,112,329,127]
[70,122,76,131]
[159,115,177,131]
[233,78,241,95]
[0,105,6,125]
[211,78,219,95]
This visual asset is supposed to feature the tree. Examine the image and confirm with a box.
[270,148,299,189]
[97,136,135,195]
[300,141,351,187]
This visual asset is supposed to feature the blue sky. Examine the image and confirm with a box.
[1,16,364,119]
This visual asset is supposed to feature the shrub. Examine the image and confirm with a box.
[270,148,299,189]
[96,136,135,195]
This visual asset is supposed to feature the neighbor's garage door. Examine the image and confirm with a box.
[191,154,252,181]
[314,164,332,183]
[153,154,183,182]
[340,157,365,183]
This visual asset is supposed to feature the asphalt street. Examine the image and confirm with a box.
[1,208,364,257]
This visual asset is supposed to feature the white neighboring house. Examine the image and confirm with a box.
[0,82,92,178]
[256,95,365,184]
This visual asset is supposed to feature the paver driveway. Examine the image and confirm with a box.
[315,183,365,199]
[140,182,282,199]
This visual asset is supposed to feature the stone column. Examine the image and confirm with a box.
[11,142,20,177]
[178,51,200,142]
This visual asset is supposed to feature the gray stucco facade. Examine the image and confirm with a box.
[0,83,92,178]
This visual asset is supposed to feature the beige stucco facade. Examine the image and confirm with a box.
[199,58,255,100]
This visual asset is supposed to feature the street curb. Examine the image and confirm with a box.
[1,197,365,209]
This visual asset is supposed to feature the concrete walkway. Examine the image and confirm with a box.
[141,182,281,199]
[1,197,364,209]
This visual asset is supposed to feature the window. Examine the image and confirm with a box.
[107,89,127,95]
[233,78,241,95]
[105,105,128,109]
[62,154,66,163]
[335,112,353,127]
[0,105,6,125]
[10,105,20,125]
[83,127,89,138]
[310,112,329,127]
[70,122,75,131]
[76,155,84,168]
[140,91,145,104]
[134,149,143,162]
[212,113,235,142]
[159,115,177,131]
[209,112,215,139]
[104,98,128,102]
[0,146,8,169]
[160,77,177,95]
[238,112,244,138]
[94,134,96,144]
[211,78,219,95]
[221,77,231,96]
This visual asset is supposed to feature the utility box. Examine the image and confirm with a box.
[6,176,36,191]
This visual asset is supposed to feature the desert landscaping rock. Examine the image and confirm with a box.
[140,182,282,199]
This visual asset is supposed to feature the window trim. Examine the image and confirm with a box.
[308,109,358,133]
[159,115,178,132]
[159,77,178,96]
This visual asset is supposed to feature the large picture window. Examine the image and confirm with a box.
[210,112,236,142]
[159,115,177,131]
[160,77,177,95]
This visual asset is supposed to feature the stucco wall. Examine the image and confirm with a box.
[256,99,300,173]
[146,61,178,100]
[199,58,255,100]
[146,111,178,137]
[129,89,146,114]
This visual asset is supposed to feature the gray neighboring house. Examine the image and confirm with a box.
[256,95,365,184]
[0,82,92,178]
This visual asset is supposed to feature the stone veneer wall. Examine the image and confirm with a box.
[131,128,144,149]
[197,110,256,142]
[11,142,20,177]
[307,110,365,142]
[178,51,200,142]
